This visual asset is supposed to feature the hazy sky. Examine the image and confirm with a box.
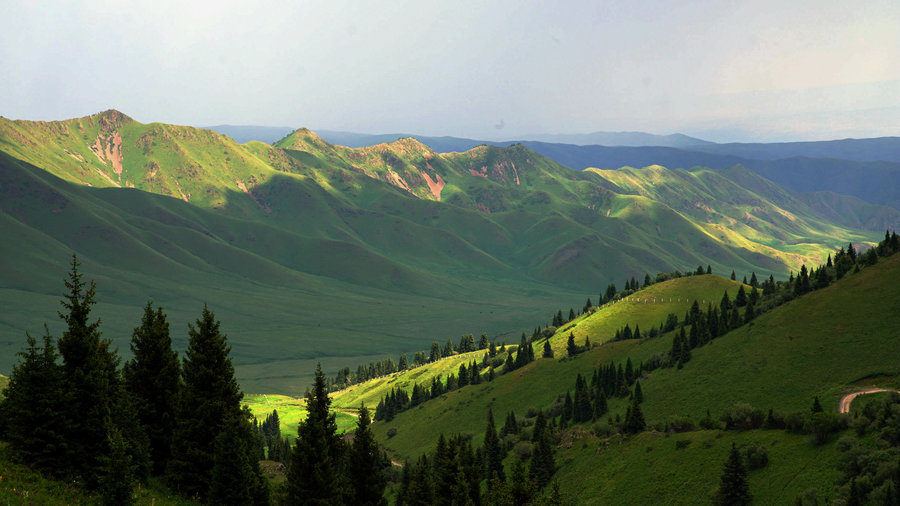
[2,0,899,142]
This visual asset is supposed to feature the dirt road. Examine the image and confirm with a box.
[838,388,899,413]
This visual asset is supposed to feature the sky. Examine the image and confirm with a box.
[1,0,899,142]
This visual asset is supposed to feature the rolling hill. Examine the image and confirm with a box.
[304,248,900,504]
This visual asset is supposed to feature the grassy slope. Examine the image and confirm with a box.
[555,429,841,505]
[0,443,198,505]
[340,275,742,456]
[355,255,899,502]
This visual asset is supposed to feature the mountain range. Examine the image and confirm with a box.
[0,110,894,392]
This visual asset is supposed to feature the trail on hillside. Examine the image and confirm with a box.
[838,388,900,413]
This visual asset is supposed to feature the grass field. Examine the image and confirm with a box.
[243,393,358,438]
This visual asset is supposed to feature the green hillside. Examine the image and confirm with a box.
[318,252,899,503]
[0,111,883,393]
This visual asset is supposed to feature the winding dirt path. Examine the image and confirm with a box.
[838,388,900,413]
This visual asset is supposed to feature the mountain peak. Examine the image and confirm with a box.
[84,109,134,132]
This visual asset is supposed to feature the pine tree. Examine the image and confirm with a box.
[100,426,135,506]
[288,363,346,505]
[123,302,180,476]
[734,285,747,307]
[634,380,644,403]
[529,418,555,489]
[347,405,387,505]
[0,329,68,475]
[543,339,554,358]
[567,332,579,356]
[398,354,409,371]
[713,443,752,506]
[623,399,645,434]
[56,256,124,486]
[167,306,263,502]
[209,413,253,506]
[483,408,505,485]
[811,396,823,413]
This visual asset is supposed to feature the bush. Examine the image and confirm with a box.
[743,443,768,469]
[512,441,533,460]
[386,427,398,439]
[591,422,615,437]
[721,403,765,430]
[674,440,691,450]
[666,416,696,433]
[805,412,846,445]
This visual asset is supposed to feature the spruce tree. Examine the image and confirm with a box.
[1,329,68,475]
[543,339,554,358]
[209,413,253,506]
[483,408,505,485]
[347,405,387,505]
[288,363,345,505]
[713,443,752,506]
[123,302,180,476]
[56,256,124,486]
[566,332,579,357]
[529,426,555,489]
[167,306,262,502]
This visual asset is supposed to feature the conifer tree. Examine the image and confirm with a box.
[347,405,387,505]
[56,256,128,487]
[634,380,644,403]
[288,363,345,505]
[543,339,554,358]
[713,443,752,506]
[529,414,555,489]
[123,302,180,476]
[167,306,263,502]
[1,329,67,475]
[623,398,645,434]
[567,332,579,356]
[734,285,747,307]
[811,396,823,413]
[209,413,253,506]
[483,408,505,485]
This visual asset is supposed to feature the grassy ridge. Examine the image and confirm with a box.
[366,255,900,465]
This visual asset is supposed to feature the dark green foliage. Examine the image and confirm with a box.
[634,380,643,403]
[566,332,580,357]
[543,339,554,358]
[289,363,346,505]
[573,374,592,423]
[123,302,180,476]
[529,414,555,489]
[56,256,123,487]
[484,408,505,484]
[167,306,258,501]
[713,443,752,506]
[100,426,135,506]
[623,399,646,434]
[1,330,67,474]
[811,396,823,413]
[209,413,253,506]
[734,285,747,307]
[347,405,387,506]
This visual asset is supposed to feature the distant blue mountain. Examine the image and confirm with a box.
[205,124,295,145]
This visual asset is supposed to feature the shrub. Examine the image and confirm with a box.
[512,441,533,460]
[743,443,768,469]
[721,403,765,431]
[674,440,691,450]
[666,416,696,433]
[805,412,846,445]
[386,427,398,439]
